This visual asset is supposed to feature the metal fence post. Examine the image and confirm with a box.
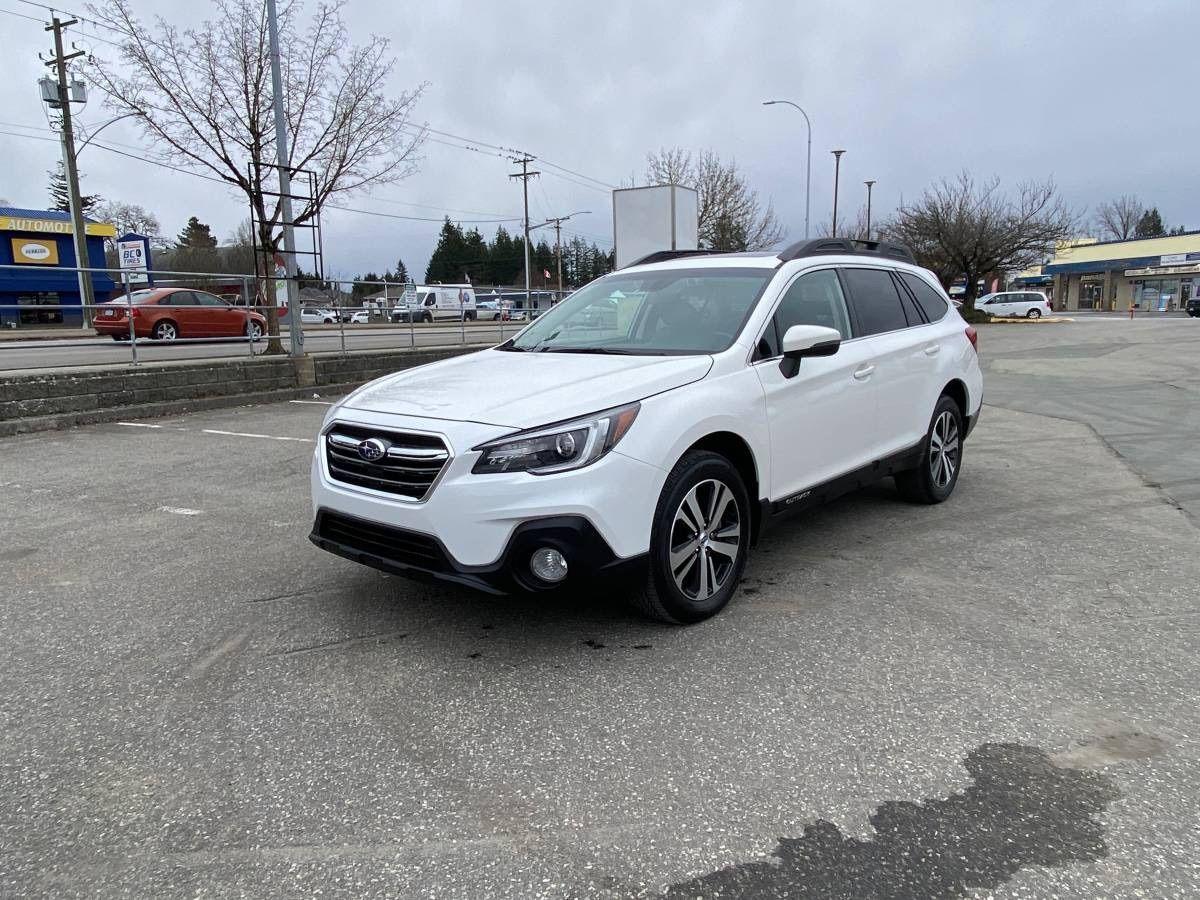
[124,274,138,366]
[336,292,347,355]
[243,276,255,356]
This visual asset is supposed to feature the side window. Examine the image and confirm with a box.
[840,268,909,335]
[194,292,224,307]
[757,270,853,359]
[164,292,194,307]
[899,272,951,321]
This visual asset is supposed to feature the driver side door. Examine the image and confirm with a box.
[752,268,879,502]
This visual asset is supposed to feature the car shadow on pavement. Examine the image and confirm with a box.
[660,742,1121,899]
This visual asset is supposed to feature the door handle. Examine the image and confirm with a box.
[853,365,875,381]
[923,344,941,356]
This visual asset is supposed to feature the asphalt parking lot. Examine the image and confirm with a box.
[2,319,1199,898]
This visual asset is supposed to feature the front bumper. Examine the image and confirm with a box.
[310,410,666,587]
[310,508,646,594]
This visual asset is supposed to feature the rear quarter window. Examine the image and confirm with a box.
[841,267,909,335]
[899,273,951,321]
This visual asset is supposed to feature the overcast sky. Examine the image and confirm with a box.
[2,0,1197,283]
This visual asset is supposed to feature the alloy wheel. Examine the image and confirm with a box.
[669,478,741,602]
[156,322,177,341]
[929,410,960,490]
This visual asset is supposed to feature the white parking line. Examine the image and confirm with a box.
[116,421,314,443]
[289,399,333,406]
[201,429,314,443]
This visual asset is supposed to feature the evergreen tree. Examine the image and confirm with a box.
[391,258,409,284]
[1134,207,1166,239]
[461,227,488,284]
[488,226,517,285]
[425,218,468,282]
[47,162,102,214]
[176,215,219,249]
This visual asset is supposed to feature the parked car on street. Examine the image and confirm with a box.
[348,309,372,324]
[94,288,266,342]
[1186,297,1200,318]
[976,291,1052,318]
[300,307,341,324]
[310,238,983,624]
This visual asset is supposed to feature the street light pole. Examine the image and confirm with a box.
[763,99,812,239]
[864,180,876,240]
[831,150,846,237]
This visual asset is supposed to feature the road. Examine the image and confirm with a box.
[0,323,514,372]
[1,319,1199,897]
[978,316,1200,520]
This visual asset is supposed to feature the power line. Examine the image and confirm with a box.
[0,5,44,23]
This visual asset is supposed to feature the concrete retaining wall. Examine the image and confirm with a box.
[0,345,482,436]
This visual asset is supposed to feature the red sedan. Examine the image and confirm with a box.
[94,288,266,342]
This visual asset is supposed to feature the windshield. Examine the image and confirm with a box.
[504,267,773,354]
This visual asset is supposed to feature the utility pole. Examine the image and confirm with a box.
[534,212,591,295]
[509,156,539,314]
[830,149,846,238]
[864,180,876,240]
[265,0,303,356]
[43,16,93,328]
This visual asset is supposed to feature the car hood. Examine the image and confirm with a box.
[342,348,713,429]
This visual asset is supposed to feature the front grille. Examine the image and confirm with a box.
[316,510,451,573]
[324,423,450,501]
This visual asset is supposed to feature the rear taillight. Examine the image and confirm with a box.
[965,325,978,351]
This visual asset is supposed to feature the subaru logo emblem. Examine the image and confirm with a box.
[357,437,388,462]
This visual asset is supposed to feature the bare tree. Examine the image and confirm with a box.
[94,200,165,251]
[881,172,1078,314]
[646,148,784,251]
[86,0,426,351]
[1093,195,1145,242]
[816,205,872,240]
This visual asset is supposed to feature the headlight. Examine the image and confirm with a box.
[472,402,640,475]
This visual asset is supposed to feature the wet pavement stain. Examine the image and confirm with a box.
[661,743,1121,899]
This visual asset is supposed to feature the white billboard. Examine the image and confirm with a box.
[612,184,699,269]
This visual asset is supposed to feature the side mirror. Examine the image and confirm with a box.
[779,324,842,378]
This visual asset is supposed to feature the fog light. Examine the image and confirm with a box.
[530,547,568,583]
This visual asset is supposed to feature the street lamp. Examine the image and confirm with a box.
[76,110,144,156]
[530,210,591,294]
[864,180,876,240]
[830,150,846,237]
[763,99,812,239]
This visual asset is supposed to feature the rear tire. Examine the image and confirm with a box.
[628,450,750,625]
[245,320,263,342]
[895,394,964,504]
[1026,308,1042,319]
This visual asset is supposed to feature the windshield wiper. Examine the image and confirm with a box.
[534,346,640,355]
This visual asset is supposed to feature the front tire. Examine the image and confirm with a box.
[895,394,964,504]
[629,451,750,624]
[422,312,433,324]
[152,320,178,342]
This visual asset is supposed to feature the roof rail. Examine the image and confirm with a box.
[777,237,915,264]
[626,249,725,268]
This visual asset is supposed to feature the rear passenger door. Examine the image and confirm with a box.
[752,268,879,500]
[839,267,931,458]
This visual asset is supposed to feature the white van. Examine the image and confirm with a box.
[977,291,1052,318]
[391,285,477,323]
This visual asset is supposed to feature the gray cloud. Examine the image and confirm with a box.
[2,0,1196,282]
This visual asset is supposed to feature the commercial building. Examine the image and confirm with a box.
[1025,233,1200,312]
[0,207,116,328]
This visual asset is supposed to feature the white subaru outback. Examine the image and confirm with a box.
[310,239,983,624]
